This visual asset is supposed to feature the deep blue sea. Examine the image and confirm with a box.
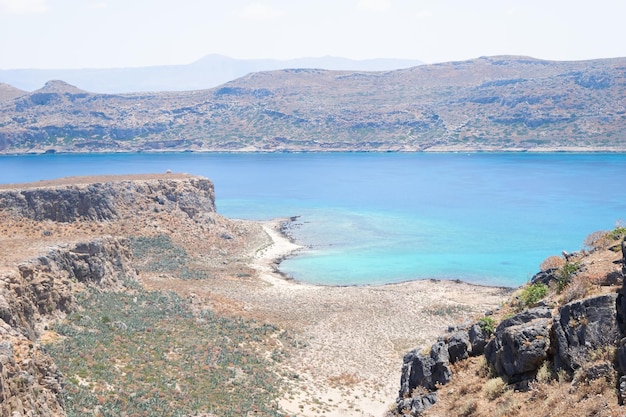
[1,152,625,287]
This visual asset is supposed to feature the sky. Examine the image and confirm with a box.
[1,0,626,69]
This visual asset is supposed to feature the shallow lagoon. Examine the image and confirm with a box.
[1,152,625,287]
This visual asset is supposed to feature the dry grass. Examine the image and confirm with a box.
[429,356,622,417]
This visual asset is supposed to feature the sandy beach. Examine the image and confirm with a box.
[236,220,512,417]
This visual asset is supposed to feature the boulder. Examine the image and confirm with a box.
[447,330,471,363]
[399,341,452,398]
[531,268,559,286]
[396,393,437,416]
[553,293,620,373]
[468,323,488,356]
[485,307,552,381]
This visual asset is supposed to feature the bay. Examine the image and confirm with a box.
[1,152,625,287]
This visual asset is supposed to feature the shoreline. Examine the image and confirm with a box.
[243,218,512,416]
[2,148,626,156]
[254,217,515,292]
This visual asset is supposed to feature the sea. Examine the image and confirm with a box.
[1,152,625,288]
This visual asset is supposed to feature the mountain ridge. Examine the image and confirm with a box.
[1,55,625,154]
[0,54,425,94]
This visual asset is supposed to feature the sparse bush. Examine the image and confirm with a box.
[539,255,565,271]
[607,225,626,241]
[559,274,591,303]
[129,234,210,280]
[583,230,611,251]
[556,261,581,293]
[458,400,478,416]
[478,316,496,337]
[483,377,507,401]
[519,283,547,309]
[535,361,555,384]
[46,286,287,417]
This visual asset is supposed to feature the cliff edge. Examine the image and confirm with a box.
[0,173,266,417]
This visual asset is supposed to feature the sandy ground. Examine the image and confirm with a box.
[241,221,512,417]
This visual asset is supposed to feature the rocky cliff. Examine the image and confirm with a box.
[0,174,234,417]
[1,56,626,153]
[0,238,135,417]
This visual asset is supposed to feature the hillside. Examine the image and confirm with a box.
[0,56,625,154]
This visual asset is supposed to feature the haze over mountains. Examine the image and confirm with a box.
[1,55,625,154]
[0,54,425,93]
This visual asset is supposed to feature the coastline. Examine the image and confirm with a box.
[245,218,512,417]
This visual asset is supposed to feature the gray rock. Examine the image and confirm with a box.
[447,331,471,363]
[619,376,626,405]
[553,293,620,373]
[396,392,437,416]
[399,341,452,397]
[530,268,559,286]
[485,307,552,381]
[494,306,552,334]
[485,315,551,381]
[468,323,488,356]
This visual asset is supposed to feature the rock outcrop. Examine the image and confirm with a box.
[0,237,136,417]
[395,237,626,416]
[0,174,215,222]
[484,307,552,382]
[553,293,621,373]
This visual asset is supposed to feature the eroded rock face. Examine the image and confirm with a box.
[553,293,621,373]
[399,341,451,397]
[0,236,137,417]
[0,176,215,222]
[0,175,222,417]
[2,237,137,340]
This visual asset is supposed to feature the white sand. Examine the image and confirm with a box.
[246,220,511,417]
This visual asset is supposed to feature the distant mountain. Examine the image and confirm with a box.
[0,82,26,102]
[1,56,625,154]
[0,55,425,94]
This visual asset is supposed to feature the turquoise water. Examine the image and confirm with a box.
[1,152,625,287]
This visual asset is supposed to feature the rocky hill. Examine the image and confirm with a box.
[2,174,625,416]
[1,56,625,153]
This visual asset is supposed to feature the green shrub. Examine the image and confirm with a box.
[129,234,210,280]
[478,316,496,337]
[607,226,626,241]
[520,283,548,308]
[557,261,580,293]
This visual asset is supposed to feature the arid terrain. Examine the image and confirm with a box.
[1,56,626,154]
[0,173,510,416]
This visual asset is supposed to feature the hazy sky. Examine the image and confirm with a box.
[1,0,625,69]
